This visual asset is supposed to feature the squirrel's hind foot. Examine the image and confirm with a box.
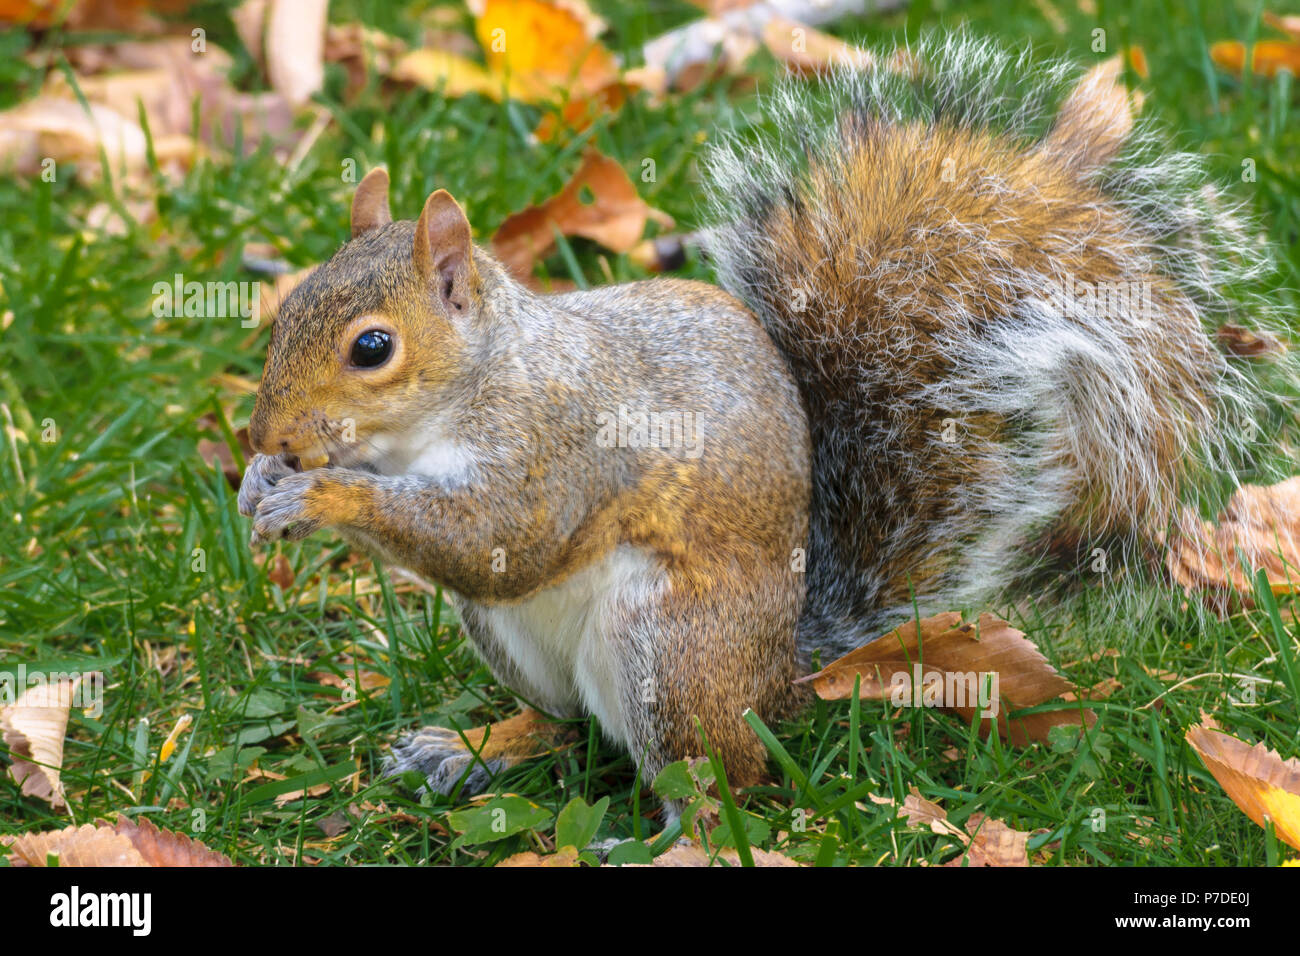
[383,707,569,798]
[385,727,505,796]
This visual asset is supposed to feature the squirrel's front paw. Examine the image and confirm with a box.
[384,727,505,797]
[248,470,348,546]
[237,453,296,518]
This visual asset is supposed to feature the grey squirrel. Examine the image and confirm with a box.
[236,34,1288,797]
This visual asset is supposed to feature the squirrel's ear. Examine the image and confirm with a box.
[413,189,475,313]
[351,168,392,239]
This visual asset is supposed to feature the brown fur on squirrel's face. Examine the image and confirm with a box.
[249,169,483,473]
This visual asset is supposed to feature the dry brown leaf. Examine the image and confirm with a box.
[1217,322,1286,358]
[111,816,235,866]
[1164,476,1300,611]
[1187,717,1300,850]
[1211,40,1300,78]
[955,812,1032,867]
[324,21,408,98]
[799,612,1094,745]
[40,37,294,169]
[274,782,332,807]
[4,824,147,867]
[492,150,673,280]
[4,818,234,866]
[873,787,1031,866]
[268,554,295,590]
[1,677,78,809]
[309,668,390,694]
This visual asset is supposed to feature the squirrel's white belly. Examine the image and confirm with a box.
[458,546,666,750]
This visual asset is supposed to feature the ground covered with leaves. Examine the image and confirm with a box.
[1,0,1298,866]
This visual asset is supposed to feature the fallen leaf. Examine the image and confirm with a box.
[1164,476,1300,610]
[955,812,1033,867]
[1210,40,1300,78]
[324,21,408,98]
[492,149,673,280]
[622,842,800,867]
[873,787,1032,866]
[268,554,295,590]
[3,818,234,866]
[798,612,1094,745]
[111,816,235,866]
[1217,322,1286,358]
[1,677,78,809]
[1187,716,1300,851]
[475,0,619,102]
[4,825,147,867]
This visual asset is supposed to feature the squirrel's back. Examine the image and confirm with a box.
[703,34,1291,658]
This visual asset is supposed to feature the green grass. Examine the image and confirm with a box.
[0,0,1297,866]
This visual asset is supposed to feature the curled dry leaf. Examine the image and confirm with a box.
[1,677,78,809]
[871,787,1032,866]
[799,612,1094,745]
[492,150,673,281]
[1186,717,1300,851]
[1164,476,1300,611]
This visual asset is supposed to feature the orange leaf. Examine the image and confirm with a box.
[1210,40,1300,78]
[491,149,673,280]
[1187,717,1300,851]
[474,0,619,102]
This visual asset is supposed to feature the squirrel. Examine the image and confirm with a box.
[236,34,1288,801]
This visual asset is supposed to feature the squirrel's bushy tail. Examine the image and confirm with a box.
[702,33,1294,659]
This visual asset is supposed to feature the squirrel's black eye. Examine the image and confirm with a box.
[350,329,393,368]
